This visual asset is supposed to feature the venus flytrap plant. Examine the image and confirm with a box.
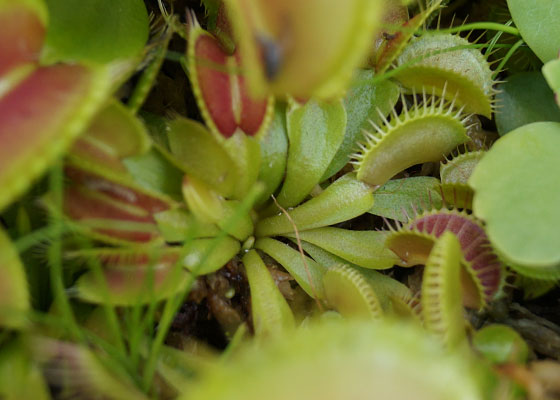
[3,0,560,397]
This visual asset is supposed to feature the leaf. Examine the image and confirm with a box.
[0,338,50,400]
[223,0,385,98]
[222,130,262,199]
[123,147,185,202]
[243,250,295,337]
[543,57,560,107]
[72,98,151,159]
[369,177,442,222]
[507,0,560,63]
[154,209,220,242]
[470,122,560,276]
[421,232,468,349]
[255,238,326,299]
[31,337,149,399]
[182,176,253,241]
[300,240,412,313]
[495,72,560,135]
[375,0,441,73]
[0,64,117,212]
[394,33,495,117]
[0,228,30,329]
[276,99,346,208]
[256,173,374,237]
[0,0,46,77]
[256,104,288,205]
[60,167,172,244]
[322,70,400,180]
[354,96,469,187]
[283,228,401,270]
[472,324,529,365]
[182,319,487,400]
[43,0,149,64]
[181,237,241,275]
[323,264,384,319]
[187,20,274,139]
[74,252,190,306]
[167,118,240,197]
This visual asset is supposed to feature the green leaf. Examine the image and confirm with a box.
[470,122,560,276]
[78,98,151,157]
[276,99,346,208]
[472,324,529,365]
[181,319,487,400]
[421,232,467,349]
[0,338,50,400]
[323,264,384,319]
[123,147,184,202]
[243,250,295,337]
[182,177,253,241]
[543,58,560,108]
[223,131,262,199]
[154,209,221,242]
[256,104,288,205]
[256,173,374,237]
[322,70,400,180]
[507,0,560,63]
[181,237,241,275]
[0,228,30,329]
[255,238,326,299]
[283,227,400,270]
[299,241,412,313]
[369,177,442,222]
[43,0,149,64]
[495,72,560,135]
[167,118,240,197]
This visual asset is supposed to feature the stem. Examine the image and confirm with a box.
[495,39,526,76]
[47,163,82,341]
[433,22,520,36]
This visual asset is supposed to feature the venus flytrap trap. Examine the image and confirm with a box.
[221,0,386,99]
[439,150,485,210]
[351,89,470,187]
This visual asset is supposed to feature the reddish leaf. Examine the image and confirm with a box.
[388,210,503,303]
[62,167,170,243]
[188,20,273,139]
[0,3,45,77]
[0,64,114,211]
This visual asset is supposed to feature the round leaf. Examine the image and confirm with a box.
[470,122,560,273]
[507,0,560,63]
[495,72,560,135]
